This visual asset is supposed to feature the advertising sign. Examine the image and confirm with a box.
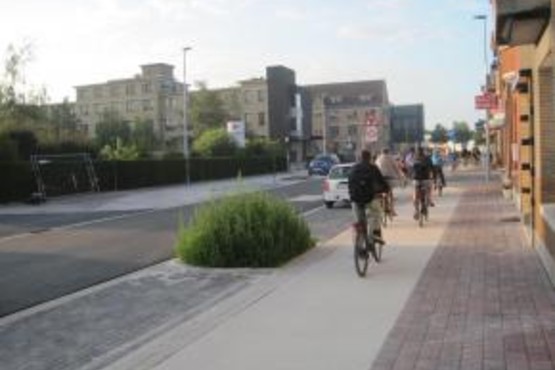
[475,93,498,110]
[226,121,246,148]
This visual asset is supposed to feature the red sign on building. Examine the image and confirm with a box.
[475,93,498,110]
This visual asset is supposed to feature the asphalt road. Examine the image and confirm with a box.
[0,178,345,318]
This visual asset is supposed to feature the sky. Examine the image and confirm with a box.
[0,0,491,129]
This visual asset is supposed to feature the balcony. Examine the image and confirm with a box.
[494,0,550,46]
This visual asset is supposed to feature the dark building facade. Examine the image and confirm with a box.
[390,104,425,149]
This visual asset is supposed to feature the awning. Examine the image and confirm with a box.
[495,0,550,46]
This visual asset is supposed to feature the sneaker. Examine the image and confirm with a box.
[413,212,419,220]
[372,235,386,245]
[429,201,435,207]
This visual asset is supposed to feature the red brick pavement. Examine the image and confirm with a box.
[371,172,555,370]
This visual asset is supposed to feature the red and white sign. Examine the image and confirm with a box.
[363,108,381,143]
[365,126,378,143]
[365,109,380,126]
[475,93,498,110]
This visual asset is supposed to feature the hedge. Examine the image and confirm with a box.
[0,162,35,203]
[0,156,287,203]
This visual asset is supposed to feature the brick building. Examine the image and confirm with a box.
[492,0,555,283]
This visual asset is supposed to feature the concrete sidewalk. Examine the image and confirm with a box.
[103,173,464,370]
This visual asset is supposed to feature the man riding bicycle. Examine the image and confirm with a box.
[348,150,390,260]
[411,147,435,220]
[431,149,446,189]
[376,148,405,216]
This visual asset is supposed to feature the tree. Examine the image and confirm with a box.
[0,43,48,129]
[99,137,139,161]
[131,118,159,155]
[48,98,81,141]
[452,121,472,144]
[189,81,227,138]
[192,128,237,157]
[244,137,284,157]
[95,110,131,148]
[430,123,448,144]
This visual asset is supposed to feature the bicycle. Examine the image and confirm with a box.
[352,200,385,277]
[414,181,429,228]
[380,193,394,228]
[434,175,443,197]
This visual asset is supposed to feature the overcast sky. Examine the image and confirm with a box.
[0,0,491,129]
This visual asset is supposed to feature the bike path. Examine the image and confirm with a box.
[104,175,464,370]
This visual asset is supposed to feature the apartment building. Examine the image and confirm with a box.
[304,80,390,161]
[74,63,184,147]
[72,63,400,163]
[492,0,555,283]
[216,66,311,163]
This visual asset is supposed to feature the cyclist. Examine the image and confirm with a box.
[348,150,390,259]
[411,147,434,220]
[376,148,405,216]
[431,149,446,189]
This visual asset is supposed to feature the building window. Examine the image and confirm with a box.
[329,126,339,138]
[142,83,151,94]
[258,112,265,126]
[348,125,357,136]
[94,87,103,99]
[110,85,119,98]
[143,99,152,111]
[330,96,342,104]
[126,84,136,96]
[257,90,265,102]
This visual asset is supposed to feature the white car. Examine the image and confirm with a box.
[323,163,354,208]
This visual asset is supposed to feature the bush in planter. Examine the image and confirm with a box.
[175,192,313,267]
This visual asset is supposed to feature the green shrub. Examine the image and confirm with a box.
[192,129,237,157]
[175,192,313,267]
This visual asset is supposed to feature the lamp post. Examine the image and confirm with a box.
[322,95,328,155]
[474,14,490,183]
[183,46,192,185]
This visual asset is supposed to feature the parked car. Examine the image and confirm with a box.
[323,163,354,208]
[307,153,340,176]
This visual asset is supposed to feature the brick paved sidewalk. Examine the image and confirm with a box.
[371,174,555,370]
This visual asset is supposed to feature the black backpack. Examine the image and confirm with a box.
[348,163,386,204]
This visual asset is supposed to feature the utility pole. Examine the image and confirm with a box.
[474,14,490,183]
[183,46,192,185]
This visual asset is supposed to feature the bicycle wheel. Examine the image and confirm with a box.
[418,194,425,228]
[354,232,369,277]
[373,234,383,262]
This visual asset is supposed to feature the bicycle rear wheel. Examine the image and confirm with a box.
[373,237,383,262]
[354,232,369,277]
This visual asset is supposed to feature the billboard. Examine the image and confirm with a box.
[226,121,246,148]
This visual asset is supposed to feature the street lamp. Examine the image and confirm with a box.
[474,14,490,183]
[322,95,328,155]
[183,46,192,185]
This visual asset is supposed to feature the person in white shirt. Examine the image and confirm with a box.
[376,148,405,216]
